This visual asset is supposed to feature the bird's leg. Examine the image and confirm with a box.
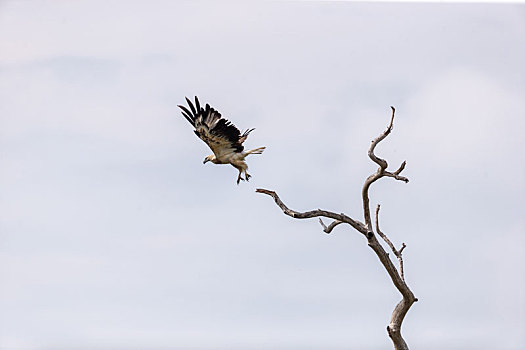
[245,171,252,181]
[233,162,247,185]
[236,170,244,184]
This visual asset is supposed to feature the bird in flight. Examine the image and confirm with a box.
[178,96,265,184]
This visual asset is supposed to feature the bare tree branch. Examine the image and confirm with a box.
[375,204,396,251]
[319,218,344,234]
[367,106,395,170]
[255,189,367,234]
[362,107,399,230]
[384,171,409,183]
[375,204,406,281]
[258,187,418,350]
[393,160,407,175]
[256,106,417,350]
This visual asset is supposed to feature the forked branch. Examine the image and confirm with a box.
[257,106,417,350]
[362,107,408,230]
[375,204,407,281]
[319,218,344,234]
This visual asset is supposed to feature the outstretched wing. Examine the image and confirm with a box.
[178,96,246,159]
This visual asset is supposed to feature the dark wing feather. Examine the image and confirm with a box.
[178,96,249,159]
[194,96,201,112]
[185,97,197,116]
[178,105,195,126]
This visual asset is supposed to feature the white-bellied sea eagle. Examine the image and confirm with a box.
[178,96,265,184]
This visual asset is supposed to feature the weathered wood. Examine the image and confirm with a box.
[257,106,417,349]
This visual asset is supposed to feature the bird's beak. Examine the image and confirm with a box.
[203,159,209,164]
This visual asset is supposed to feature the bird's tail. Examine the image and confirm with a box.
[245,146,266,155]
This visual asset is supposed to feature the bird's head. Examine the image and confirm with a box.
[203,155,215,164]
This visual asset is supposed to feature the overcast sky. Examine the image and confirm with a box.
[1,1,524,349]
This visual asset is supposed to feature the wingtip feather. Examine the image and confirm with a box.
[194,96,201,112]
[185,97,197,116]
[178,104,195,126]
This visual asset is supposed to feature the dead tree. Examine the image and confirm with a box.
[256,107,417,350]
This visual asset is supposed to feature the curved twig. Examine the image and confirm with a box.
[319,218,344,234]
[368,106,395,169]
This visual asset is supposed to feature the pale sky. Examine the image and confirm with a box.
[1,1,524,349]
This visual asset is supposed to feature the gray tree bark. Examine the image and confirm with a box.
[256,107,417,350]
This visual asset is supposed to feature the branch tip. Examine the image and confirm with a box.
[387,106,395,131]
[256,188,274,195]
[394,161,407,175]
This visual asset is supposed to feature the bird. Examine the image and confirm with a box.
[178,96,265,184]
